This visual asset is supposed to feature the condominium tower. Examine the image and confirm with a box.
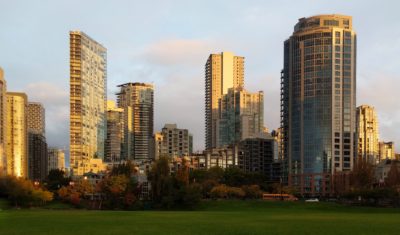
[379,142,395,161]
[105,100,124,163]
[27,102,48,181]
[0,68,6,175]
[205,52,244,150]
[70,31,107,176]
[218,88,264,146]
[356,105,379,164]
[48,148,65,173]
[154,124,193,159]
[281,15,357,195]
[117,83,154,161]
[5,92,28,177]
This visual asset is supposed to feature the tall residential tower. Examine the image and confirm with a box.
[281,15,357,195]
[70,31,107,176]
[27,102,48,181]
[5,92,28,177]
[218,88,264,146]
[117,83,154,161]
[356,105,379,164]
[205,52,244,149]
[0,68,6,175]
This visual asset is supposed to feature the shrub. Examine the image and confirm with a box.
[241,185,263,199]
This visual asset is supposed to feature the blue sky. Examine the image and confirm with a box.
[1,0,399,155]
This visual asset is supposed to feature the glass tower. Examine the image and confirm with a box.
[281,15,357,195]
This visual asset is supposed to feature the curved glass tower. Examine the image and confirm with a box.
[281,15,356,195]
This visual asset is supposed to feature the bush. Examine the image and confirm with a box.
[0,176,53,207]
[183,183,202,209]
[210,184,245,199]
[241,185,263,199]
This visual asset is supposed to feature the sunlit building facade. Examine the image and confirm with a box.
[48,148,65,173]
[205,52,244,150]
[70,31,107,176]
[154,124,193,159]
[105,100,124,163]
[356,105,379,164]
[117,83,154,161]
[379,142,395,161]
[5,92,28,177]
[218,88,264,146]
[0,68,6,175]
[281,15,357,195]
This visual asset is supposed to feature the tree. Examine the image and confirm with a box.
[351,157,375,190]
[207,167,224,182]
[241,185,263,199]
[175,158,189,186]
[46,169,70,191]
[386,162,400,188]
[111,161,137,177]
[223,167,246,186]
[148,157,172,203]
[0,176,53,207]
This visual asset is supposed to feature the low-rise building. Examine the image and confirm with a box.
[375,159,400,183]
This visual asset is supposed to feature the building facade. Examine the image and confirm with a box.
[205,52,244,150]
[5,92,28,177]
[0,68,6,175]
[356,105,379,164]
[238,137,280,183]
[117,83,154,161]
[27,102,48,181]
[154,124,193,159]
[379,142,395,161]
[203,146,238,169]
[48,148,65,173]
[70,31,107,176]
[27,102,45,135]
[28,133,47,181]
[281,15,357,195]
[105,101,124,163]
[218,88,264,147]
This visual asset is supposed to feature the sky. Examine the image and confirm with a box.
[1,0,399,158]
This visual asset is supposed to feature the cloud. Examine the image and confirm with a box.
[23,82,69,150]
[358,72,400,151]
[140,39,219,67]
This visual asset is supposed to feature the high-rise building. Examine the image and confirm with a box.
[356,105,379,164]
[48,148,65,173]
[154,124,193,159]
[0,68,6,175]
[281,15,357,195]
[70,31,107,176]
[27,102,47,181]
[153,132,165,160]
[5,92,28,177]
[28,133,47,181]
[117,83,154,161]
[379,142,395,161]
[205,52,244,150]
[105,100,124,163]
[238,137,280,183]
[218,88,264,146]
[27,102,45,135]
[271,128,283,161]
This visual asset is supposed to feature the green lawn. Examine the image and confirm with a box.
[1,200,400,235]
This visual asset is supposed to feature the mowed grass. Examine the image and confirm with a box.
[1,200,400,235]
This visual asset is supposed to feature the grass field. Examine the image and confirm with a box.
[1,200,400,235]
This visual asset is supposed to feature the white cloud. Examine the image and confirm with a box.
[23,82,69,150]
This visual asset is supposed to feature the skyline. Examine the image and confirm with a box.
[1,0,400,155]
